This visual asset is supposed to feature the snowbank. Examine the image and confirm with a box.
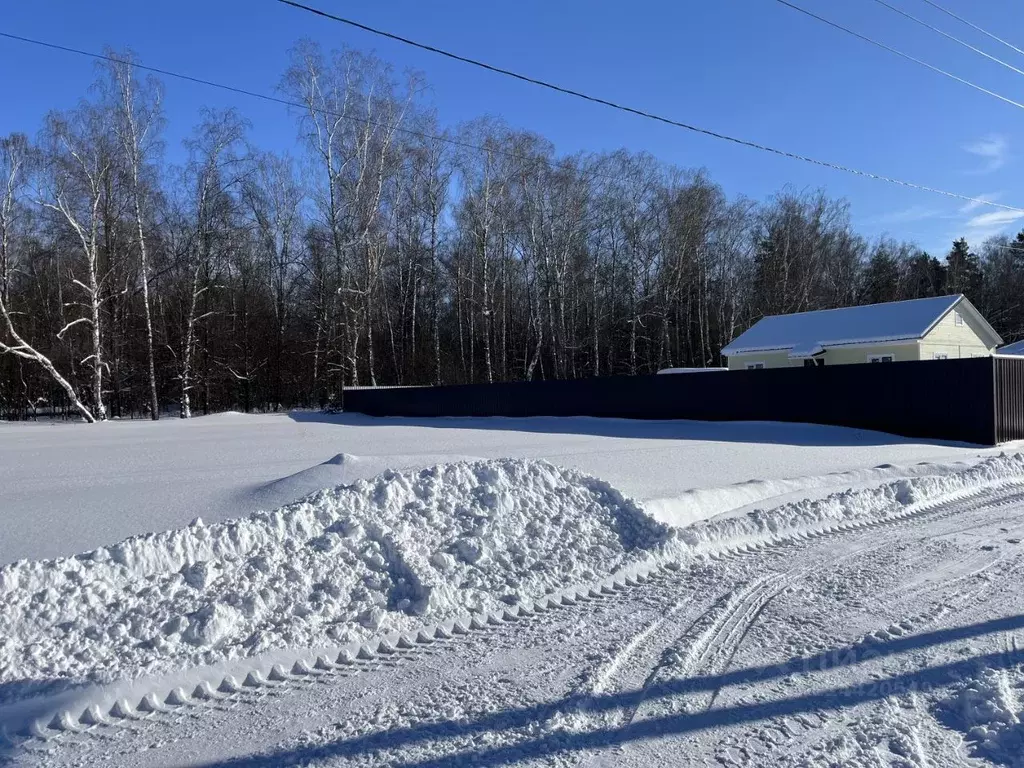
[642,459,987,529]
[673,452,1024,552]
[0,460,666,690]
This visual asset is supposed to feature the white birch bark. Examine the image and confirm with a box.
[1,134,94,422]
[111,57,161,420]
[41,110,112,420]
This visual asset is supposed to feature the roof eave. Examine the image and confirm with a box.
[725,336,922,356]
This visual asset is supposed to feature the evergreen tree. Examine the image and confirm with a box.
[944,238,983,298]
[861,244,901,304]
[978,231,1024,343]
[903,252,945,298]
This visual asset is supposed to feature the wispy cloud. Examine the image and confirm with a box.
[926,192,1024,252]
[964,135,1009,174]
[948,206,1024,247]
[965,209,1024,229]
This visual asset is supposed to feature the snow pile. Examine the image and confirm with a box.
[0,459,667,689]
[642,459,985,529]
[673,452,1024,552]
[937,665,1024,766]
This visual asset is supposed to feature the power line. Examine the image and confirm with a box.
[772,0,1024,111]
[272,1,1024,214]
[870,0,1024,78]
[1,27,1022,216]
[918,0,1024,59]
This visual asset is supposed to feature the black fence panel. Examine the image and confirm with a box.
[347,357,1000,445]
[996,356,1024,443]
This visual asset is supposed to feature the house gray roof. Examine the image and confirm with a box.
[999,340,1024,355]
[722,295,1001,356]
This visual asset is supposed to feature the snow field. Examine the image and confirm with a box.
[5,452,1024,745]
[1,413,1005,565]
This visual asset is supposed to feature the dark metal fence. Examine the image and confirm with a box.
[996,356,1024,444]
[345,357,1018,444]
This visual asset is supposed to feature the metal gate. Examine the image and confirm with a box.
[996,356,1024,443]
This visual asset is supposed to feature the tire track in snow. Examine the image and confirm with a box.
[709,493,1024,767]
[572,569,810,768]
[591,481,1024,718]
[571,481,1024,767]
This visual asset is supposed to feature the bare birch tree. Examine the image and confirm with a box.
[1,132,95,421]
[178,109,247,418]
[40,105,116,420]
[107,51,164,419]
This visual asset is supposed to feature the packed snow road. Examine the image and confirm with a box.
[13,474,1024,767]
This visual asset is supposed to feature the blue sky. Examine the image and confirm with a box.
[3,0,1023,255]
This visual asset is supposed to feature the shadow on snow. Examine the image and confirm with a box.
[287,410,976,449]
[195,613,1024,767]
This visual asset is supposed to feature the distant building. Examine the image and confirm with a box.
[721,295,1002,370]
[999,340,1024,356]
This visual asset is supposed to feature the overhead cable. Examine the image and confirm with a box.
[773,0,1024,111]
[870,0,1024,79]
[271,2,1024,212]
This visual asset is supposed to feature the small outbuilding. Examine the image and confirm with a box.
[721,295,1002,370]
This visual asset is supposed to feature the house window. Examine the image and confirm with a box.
[745,362,765,370]
[933,352,949,360]
[868,355,894,363]
[954,311,964,327]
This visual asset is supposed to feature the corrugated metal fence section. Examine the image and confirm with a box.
[346,357,1009,445]
[996,356,1024,444]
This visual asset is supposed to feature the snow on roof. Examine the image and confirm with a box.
[999,340,1024,355]
[788,342,825,359]
[722,295,964,356]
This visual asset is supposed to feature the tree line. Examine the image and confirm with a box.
[2,42,1023,421]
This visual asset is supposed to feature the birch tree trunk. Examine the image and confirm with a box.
[180,266,202,419]
[0,295,95,422]
[111,57,161,419]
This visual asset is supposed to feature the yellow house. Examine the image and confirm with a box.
[722,295,1003,370]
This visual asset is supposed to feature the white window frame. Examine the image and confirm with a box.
[868,354,894,363]
[954,311,964,327]
[933,352,949,360]
[745,362,766,370]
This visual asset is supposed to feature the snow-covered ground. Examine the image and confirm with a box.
[2,414,1024,767]
[0,412,1006,563]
